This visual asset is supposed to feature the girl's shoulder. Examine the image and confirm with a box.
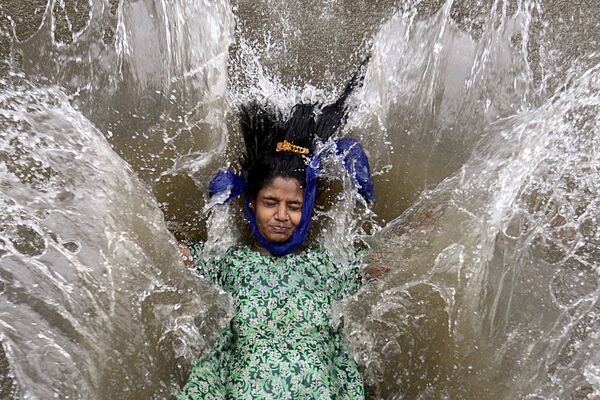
[185,241,249,264]
[223,245,261,262]
[299,245,367,263]
[293,246,365,276]
[296,246,367,299]
[293,246,333,263]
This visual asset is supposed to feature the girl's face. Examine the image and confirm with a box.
[251,176,304,243]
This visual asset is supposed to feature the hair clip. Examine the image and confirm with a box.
[276,140,310,155]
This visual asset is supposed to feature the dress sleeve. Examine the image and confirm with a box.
[332,247,366,301]
[186,240,230,291]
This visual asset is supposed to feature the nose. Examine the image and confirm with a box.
[274,204,288,221]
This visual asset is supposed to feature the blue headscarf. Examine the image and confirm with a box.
[208,138,374,256]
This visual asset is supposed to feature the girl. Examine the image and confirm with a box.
[178,63,384,399]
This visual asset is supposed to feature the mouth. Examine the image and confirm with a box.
[270,225,291,234]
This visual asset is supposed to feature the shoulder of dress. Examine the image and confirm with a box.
[225,245,263,261]
[186,242,253,264]
[302,245,369,266]
[303,245,364,256]
[227,244,249,255]
[297,245,323,255]
[297,246,334,264]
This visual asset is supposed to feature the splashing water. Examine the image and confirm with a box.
[1,0,599,398]
[340,60,600,399]
[0,75,232,399]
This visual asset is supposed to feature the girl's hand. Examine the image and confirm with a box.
[364,262,389,281]
[178,242,194,267]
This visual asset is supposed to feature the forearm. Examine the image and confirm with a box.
[363,262,389,281]
[178,242,194,267]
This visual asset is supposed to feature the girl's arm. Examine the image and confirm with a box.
[363,264,389,281]
[177,241,230,292]
[363,258,389,281]
[178,242,194,267]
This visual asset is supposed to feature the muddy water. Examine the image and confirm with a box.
[1,0,599,398]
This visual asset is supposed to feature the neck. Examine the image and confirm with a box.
[253,239,273,256]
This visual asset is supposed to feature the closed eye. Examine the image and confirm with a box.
[288,203,302,212]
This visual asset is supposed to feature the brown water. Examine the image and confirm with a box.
[0,0,599,398]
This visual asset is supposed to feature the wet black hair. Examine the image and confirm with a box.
[240,57,370,199]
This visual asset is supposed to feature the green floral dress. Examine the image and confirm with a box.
[178,243,365,399]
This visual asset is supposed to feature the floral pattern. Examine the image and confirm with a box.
[178,243,365,399]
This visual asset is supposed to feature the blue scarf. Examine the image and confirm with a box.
[208,138,374,256]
